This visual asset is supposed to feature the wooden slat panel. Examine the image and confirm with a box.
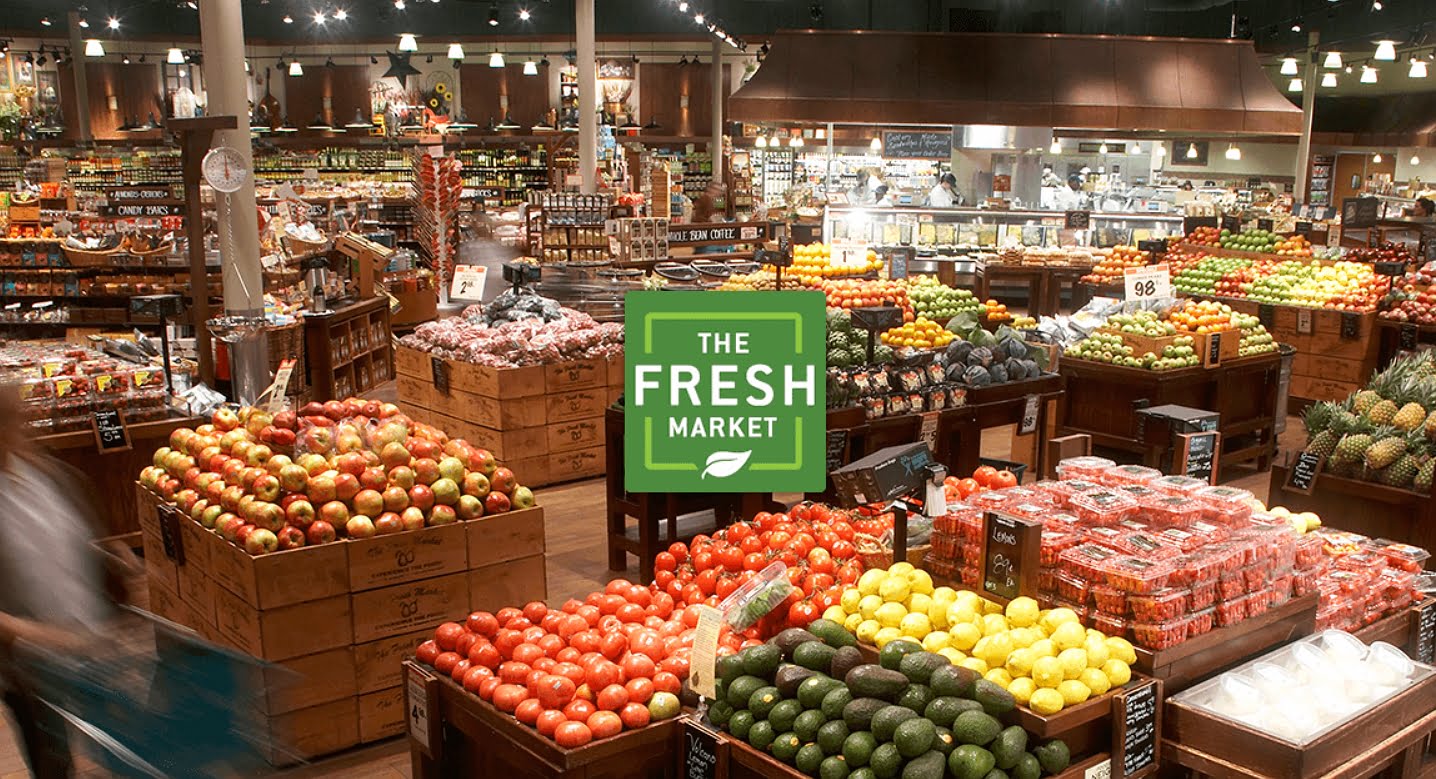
[284,64,370,128]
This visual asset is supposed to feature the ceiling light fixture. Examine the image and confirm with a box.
[122,54,129,64]
[1376,40,1397,60]
[1187,143,1199,159]
[870,135,882,153]
[1049,139,1062,154]
[399,33,418,52]
[283,14,293,23]
[1372,0,1383,9]
[107,17,119,29]
[1289,77,1303,91]
[1412,154,1421,165]
[523,59,538,75]
[791,135,804,148]
[488,3,499,26]
[167,47,185,64]
[1374,153,1383,163]
[1411,59,1428,77]
[313,11,325,24]
[334,8,348,20]
[1154,142,1166,157]
[755,134,767,148]
[519,8,531,20]
[1225,143,1242,161]
[394,0,406,8]
[1324,51,1342,69]
[1362,65,1378,83]
[694,13,705,24]
[1322,72,1338,87]
[77,17,89,28]
[1281,57,1298,75]
[1291,21,1302,32]
[39,16,51,26]
[289,60,303,76]
[1099,142,1109,154]
[489,51,504,67]
[83,39,104,57]
[448,43,464,60]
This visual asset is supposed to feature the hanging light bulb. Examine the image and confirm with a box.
[448,43,464,61]
[1322,72,1338,87]
[1187,143,1199,159]
[1225,143,1242,161]
[1153,143,1166,158]
[1375,40,1397,61]
[1373,153,1383,163]
[399,33,418,52]
[1411,59,1428,78]
[1049,138,1062,154]
[523,60,538,75]
[1280,57,1298,75]
[755,135,767,148]
[167,47,185,64]
[289,60,303,76]
[83,39,104,58]
[1361,65,1378,83]
[334,8,348,20]
[1289,77,1303,92]
[1098,142,1109,154]
[870,136,882,153]
[489,51,505,67]
[1324,51,1343,69]
[791,135,804,148]
[1412,154,1422,165]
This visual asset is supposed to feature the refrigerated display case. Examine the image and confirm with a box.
[822,206,1185,251]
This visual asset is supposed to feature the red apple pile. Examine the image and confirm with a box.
[415,582,746,748]
[138,398,536,556]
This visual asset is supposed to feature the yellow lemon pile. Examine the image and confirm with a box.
[823,564,1136,714]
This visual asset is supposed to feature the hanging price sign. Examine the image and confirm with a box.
[1124,264,1171,301]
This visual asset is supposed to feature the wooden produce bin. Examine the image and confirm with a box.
[395,345,615,488]
[1057,352,1281,478]
[1269,458,1436,560]
[1234,304,1379,406]
[303,296,394,402]
[406,661,679,779]
[136,484,547,763]
[1164,668,1436,778]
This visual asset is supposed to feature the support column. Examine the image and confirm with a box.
[67,12,91,141]
[711,37,723,155]
[576,0,597,194]
[1294,31,1319,201]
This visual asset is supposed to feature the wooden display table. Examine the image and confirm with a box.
[406,661,680,779]
[41,412,201,537]
[1133,593,1318,695]
[1269,459,1436,560]
[1375,318,1436,370]
[1213,300,1377,407]
[1057,353,1281,479]
[976,264,1093,318]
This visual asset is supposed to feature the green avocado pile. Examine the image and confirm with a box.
[707,620,1071,779]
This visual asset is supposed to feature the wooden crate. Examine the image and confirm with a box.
[397,375,547,430]
[261,696,360,765]
[176,557,218,627]
[469,555,547,613]
[205,526,351,611]
[466,506,545,567]
[1097,327,1179,359]
[542,358,607,392]
[351,571,472,644]
[399,403,547,462]
[1289,375,1358,403]
[346,522,470,592]
[147,577,197,627]
[547,418,603,454]
[545,388,608,424]
[356,629,431,695]
[1133,592,1318,694]
[395,346,545,399]
[359,686,406,743]
[547,446,605,484]
[213,588,354,662]
[258,646,358,716]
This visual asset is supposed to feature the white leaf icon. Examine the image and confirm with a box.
[701,450,752,479]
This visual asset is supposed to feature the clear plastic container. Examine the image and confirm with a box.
[1194,485,1256,527]
[1042,512,1084,533]
[1170,551,1224,587]
[1246,588,1273,617]
[1241,564,1269,593]
[933,502,978,535]
[1070,490,1139,527]
[1007,502,1056,523]
[1215,595,1247,627]
[1039,569,1058,595]
[1111,531,1184,560]
[1041,479,1105,509]
[1091,584,1129,615]
[1187,607,1216,638]
[1189,580,1217,611]
[1117,518,1152,532]
[1141,495,1205,529]
[1105,464,1163,486]
[1055,571,1091,604]
[1217,572,1246,601]
[1269,568,1294,602]
[969,491,1014,513]
[1100,556,1174,594]
[1294,534,1325,569]
[1292,562,1326,596]
[1150,474,1210,497]
[1377,567,1417,608]
[994,486,1047,506]
[1117,484,1161,504]
[1368,539,1432,573]
[1133,616,1188,649]
[1188,520,1233,545]
[1052,597,1091,621]
[1091,611,1130,639]
[1055,456,1117,482]
[719,561,795,630]
[1059,542,1124,581]
[1333,551,1389,577]
[1130,588,1190,622]
[1041,529,1081,566]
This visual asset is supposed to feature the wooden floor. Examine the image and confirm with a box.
[0,421,1298,777]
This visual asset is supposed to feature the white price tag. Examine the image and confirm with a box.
[407,667,432,750]
[1297,307,1313,335]
[688,605,723,700]
[919,411,940,451]
[1085,760,1112,779]
[450,264,488,303]
[1124,264,1170,301]
[265,359,297,414]
[1019,394,1041,435]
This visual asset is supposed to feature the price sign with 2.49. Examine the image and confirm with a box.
[1124,265,1170,302]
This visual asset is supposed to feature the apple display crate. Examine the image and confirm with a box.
[136,484,546,763]
[394,344,620,488]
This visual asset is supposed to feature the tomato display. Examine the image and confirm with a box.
[943,465,1019,502]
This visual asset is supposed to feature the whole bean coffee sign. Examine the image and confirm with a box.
[625,291,825,492]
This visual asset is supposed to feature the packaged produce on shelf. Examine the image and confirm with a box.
[137,398,536,555]
[1299,351,1436,491]
[1171,629,1430,745]
[399,295,623,367]
[411,588,688,748]
[708,622,1075,776]
[825,560,1135,715]
[3,342,171,431]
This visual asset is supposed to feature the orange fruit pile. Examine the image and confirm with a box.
[1169,299,1237,333]
[880,317,955,349]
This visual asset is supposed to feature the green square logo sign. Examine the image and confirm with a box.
[625,290,826,493]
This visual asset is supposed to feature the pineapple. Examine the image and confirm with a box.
[1394,401,1429,432]
[1415,456,1436,493]
[1336,431,1374,462]
[1423,409,1436,440]
[1369,398,1400,426]
[1364,429,1408,470]
[1302,403,1340,458]
[1352,389,1382,417]
[1379,453,1420,488]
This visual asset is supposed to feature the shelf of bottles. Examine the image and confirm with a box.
[452,146,551,207]
[252,146,414,183]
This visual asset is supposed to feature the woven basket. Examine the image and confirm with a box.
[265,321,307,396]
[129,241,175,260]
[62,245,121,267]
[855,533,930,571]
[282,233,328,257]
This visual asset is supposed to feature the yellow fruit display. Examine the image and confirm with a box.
[823,605,847,624]
[1057,679,1092,706]
[922,632,951,653]
[1008,677,1037,706]
[1005,597,1040,628]
[879,316,955,350]
[1028,688,1064,715]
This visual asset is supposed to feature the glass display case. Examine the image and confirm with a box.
[822,206,1185,252]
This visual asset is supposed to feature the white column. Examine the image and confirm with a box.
[576,0,597,193]
[711,37,723,154]
[67,12,91,141]
[199,0,263,314]
[1295,32,1319,201]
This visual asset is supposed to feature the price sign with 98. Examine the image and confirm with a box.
[1124,264,1171,302]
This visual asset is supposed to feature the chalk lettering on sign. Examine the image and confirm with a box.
[1284,451,1325,495]
[981,511,1040,603]
[683,718,720,779]
[92,407,131,452]
[1115,680,1160,778]
[1414,600,1436,665]
[1341,311,1360,340]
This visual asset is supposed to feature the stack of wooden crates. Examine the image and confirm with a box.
[394,345,622,488]
[137,484,546,763]
[1228,301,1378,404]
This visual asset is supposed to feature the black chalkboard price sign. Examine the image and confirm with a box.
[1258,304,1275,328]
[1412,599,1436,665]
[826,429,850,473]
[1257,218,1274,232]
[430,356,451,395]
[1220,215,1240,233]
[92,407,131,453]
[881,130,952,160]
[1177,431,1221,485]
[1340,311,1360,340]
[980,511,1041,604]
[1113,679,1161,779]
[683,717,724,779]
[1205,331,1223,367]
[1284,451,1325,495]
[1064,210,1091,230]
[1401,323,1420,351]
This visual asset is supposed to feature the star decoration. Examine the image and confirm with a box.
[384,50,421,87]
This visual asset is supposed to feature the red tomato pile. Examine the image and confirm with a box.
[942,464,1017,502]
[415,584,741,747]
[653,503,886,640]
